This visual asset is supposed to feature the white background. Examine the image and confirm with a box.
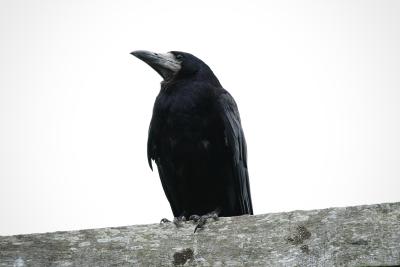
[1,1,399,236]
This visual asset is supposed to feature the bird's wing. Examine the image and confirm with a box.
[147,120,156,171]
[218,91,253,215]
[147,116,182,217]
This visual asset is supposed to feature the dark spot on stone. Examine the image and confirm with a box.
[173,248,194,266]
[300,244,309,254]
[287,225,311,245]
[349,239,368,246]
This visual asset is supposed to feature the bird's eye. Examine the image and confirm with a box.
[175,54,183,60]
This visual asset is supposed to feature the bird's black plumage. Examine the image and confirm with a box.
[132,50,253,218]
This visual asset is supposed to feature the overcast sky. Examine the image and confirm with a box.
[1,0,399,236]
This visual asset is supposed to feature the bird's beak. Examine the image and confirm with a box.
[130,50,181,81]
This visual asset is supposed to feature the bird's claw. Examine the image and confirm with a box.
[189,214,200,222]
[160,218,171,224]
[173,215,187,227]
[194,216,207,233]
[193,211,219,233]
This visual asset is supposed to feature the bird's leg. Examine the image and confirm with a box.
[173,215,187,228]
[192,210,220,233]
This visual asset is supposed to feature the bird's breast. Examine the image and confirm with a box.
[152,87,225,156]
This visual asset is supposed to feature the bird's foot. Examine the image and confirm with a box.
[173,215,187,228]
[190,211,219,233]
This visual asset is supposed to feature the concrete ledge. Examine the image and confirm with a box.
[1,202,399,266]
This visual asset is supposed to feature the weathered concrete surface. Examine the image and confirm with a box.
[1,202,399,266]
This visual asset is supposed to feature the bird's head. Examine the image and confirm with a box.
[130,50,220,86]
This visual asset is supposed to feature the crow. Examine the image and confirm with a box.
[131,50,253,231]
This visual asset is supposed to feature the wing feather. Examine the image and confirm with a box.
[218,91,253,215]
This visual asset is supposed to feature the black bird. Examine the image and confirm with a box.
[131,50,253,230]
